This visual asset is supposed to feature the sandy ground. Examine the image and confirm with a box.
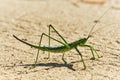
[0,0,120,80]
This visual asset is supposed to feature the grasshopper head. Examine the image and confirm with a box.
[79,38,87,45]
[79,36,90,45]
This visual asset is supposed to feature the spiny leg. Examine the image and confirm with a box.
[75,47,86,70]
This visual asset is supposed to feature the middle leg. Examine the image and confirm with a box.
[75,47,86,70]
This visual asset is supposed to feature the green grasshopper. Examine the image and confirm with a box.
[13,24,100,70]
[13,8,110,69]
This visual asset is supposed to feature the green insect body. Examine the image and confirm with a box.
[13,35,87,53]
[13,24,100,70]
[13,8,110,69]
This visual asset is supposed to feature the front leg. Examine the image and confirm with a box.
[80,45,101,60]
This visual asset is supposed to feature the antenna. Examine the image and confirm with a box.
[87,7,111,39]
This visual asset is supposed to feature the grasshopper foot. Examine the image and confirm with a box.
[98,56,103,58]
[90,57,95,60]
[82,66,86,70]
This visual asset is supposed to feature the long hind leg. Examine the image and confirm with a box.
[48,24,70,56]
[34,32,70,67]
[47,24,70,58]
[48,24,70,63]
[48,24,68,44]
[34,33,45,67]
[34,24,70,67]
